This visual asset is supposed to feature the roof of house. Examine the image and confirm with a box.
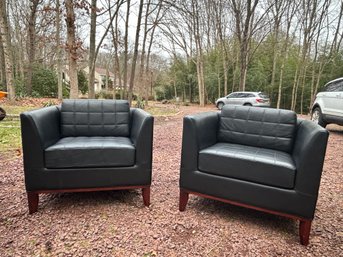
[95,67,115,77]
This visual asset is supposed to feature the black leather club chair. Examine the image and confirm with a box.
[179,105,329,245]
[20,99,154,213]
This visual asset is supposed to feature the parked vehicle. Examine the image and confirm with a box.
[311,77,343,127]
[215,91,270,110]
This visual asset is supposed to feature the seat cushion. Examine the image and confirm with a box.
[198,143,296,189]
[218,105,297,153]
[61,99,130,137]
[45,137,135,168]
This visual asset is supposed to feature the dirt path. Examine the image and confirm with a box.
[0,105,342,256]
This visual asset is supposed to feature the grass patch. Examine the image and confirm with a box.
[0,104,34,152]
[0,119,21,152]
[145,106,180,116]
[1,104,37,115]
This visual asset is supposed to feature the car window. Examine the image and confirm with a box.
[337,81,343,92]
[237,93,247,98]
[227,93,238,98]
[247,93,255,97]
[258,93,269,98]
[325,81,343,92]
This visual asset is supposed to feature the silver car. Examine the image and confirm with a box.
[311,77,343,127]
[215,91,270,110]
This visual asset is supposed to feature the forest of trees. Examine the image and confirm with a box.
[0,0,342,112]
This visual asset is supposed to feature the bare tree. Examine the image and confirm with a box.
[128,0,144,105]
[123,0,131,99]
[26,0,41,95]
[230,0,259,91]
[56,0,63,100]
[0,27,5,87]
[276,0,297,109]
[65,0,78,99]
[88,0,97,99]
[0,0,15,100]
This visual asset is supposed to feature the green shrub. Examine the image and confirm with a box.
[135,96,145,109]
[14,77,27,97]
[78,70,88,94]
[32,66,58,97]
[96,90,114,99]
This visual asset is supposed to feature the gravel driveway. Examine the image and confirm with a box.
[0,105,342,256]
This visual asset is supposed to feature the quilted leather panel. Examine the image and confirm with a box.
[61,99,130,137]
[45,136,135,168]
[199,142,296,189]
[218,106,296,153]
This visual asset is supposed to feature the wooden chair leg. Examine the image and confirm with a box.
[179,189,189,211]
[142,187,150,207]
[299,220,312,245]
[27,191,39,214]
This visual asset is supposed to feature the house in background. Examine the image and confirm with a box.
[62,66,123,94]
[83,67,116,92]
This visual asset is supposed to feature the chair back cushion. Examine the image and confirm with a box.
[61,99,130,137]
[218,105,297,153]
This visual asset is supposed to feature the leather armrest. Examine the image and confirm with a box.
[292,119,329,196]
[130,108,154,168]
[180,112,219,172]
[20,106,61,171]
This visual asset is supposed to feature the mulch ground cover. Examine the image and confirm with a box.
[0,104,342,256]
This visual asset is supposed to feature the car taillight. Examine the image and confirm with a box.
[256,98,264,103]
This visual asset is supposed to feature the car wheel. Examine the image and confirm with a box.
[217,102,224,110]
[0,107,6,121]
[311,107,327,128]
[243,103,252,106]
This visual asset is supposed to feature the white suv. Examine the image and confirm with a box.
[311,77,343,127]
[215,91,270,110]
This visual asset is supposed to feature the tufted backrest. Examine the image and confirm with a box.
[218,105,297,153]
[61,99,130,137]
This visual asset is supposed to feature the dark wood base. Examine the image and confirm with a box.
[179,189,189,211]
[179,188,312,245]
[27,191,39,214]
[299,220,312,246]
[27,185,150,214]
[142,187,150,207]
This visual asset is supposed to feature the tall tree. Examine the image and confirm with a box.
[123,0,131,99]
[230,0,259,91]
[0,0,15,100]
[0,27,5,88]
[26,0,40,95]
[56,0,63,100]
[65,0,78,99]
[88,0,97,99]
[128,0,144,105]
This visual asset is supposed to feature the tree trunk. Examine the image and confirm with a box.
[123,0,130,99]
[112,12,122,99]
[139,0,151,104]
[223,56,228,96]
[0,0,15,100]
[145,1,162,104]
[128,0,144,105]
[88,0,97,99]
[56,0,63,100]
[0,28,5,87]
[26,0,40,96]
[65,0,78,99]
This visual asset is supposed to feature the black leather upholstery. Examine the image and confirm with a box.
[21,100,154,191]
[219,106,296,153]
[61,99,130,137]
[180,106,329,219]
[199,142,296,189]
[45,137,135,168]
